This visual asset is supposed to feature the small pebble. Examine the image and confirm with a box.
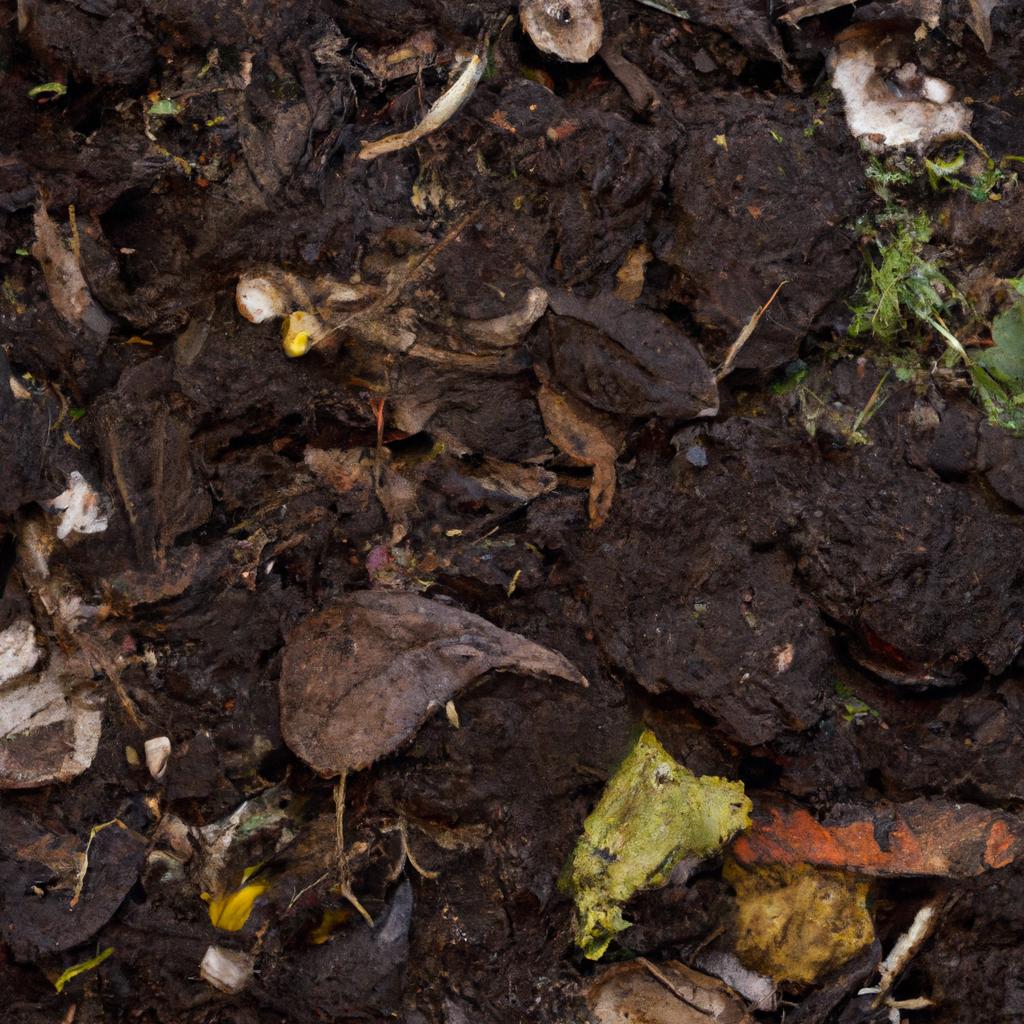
[686,445,709,468]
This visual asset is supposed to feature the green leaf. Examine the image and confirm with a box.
[977,302,1024,389]
[28,82,67,99]
[149,98,182,116]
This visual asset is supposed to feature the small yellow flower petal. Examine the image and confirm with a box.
[206,877,271,932]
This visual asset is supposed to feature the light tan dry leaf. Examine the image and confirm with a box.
[279,591,587,776]
[966,0,1002,50]
[537,383,617,528]
[587,960,752,1024]
[31,203,112,340]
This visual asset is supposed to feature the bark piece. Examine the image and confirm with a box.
[279,591,587,776]
[0,650,105,789]
[31,202,112,341]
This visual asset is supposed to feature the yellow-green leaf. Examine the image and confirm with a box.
[54,947,114,993]
[28,82,67,99]
[560,729,751,959]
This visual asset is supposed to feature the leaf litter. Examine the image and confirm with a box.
[3,1,1024,1020]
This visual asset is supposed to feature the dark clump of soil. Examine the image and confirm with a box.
[3,1,1024,1022]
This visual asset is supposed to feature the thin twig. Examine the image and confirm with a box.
[717,281,787,381]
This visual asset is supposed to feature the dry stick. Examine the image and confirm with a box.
[78,635,145,730]
[285,870,331,913]
[316,210,477,350]
[333,772,375,927]
[637,958,708,1015]
[716,281,787,381]
[68,204,80,264]
[70,818,126,907]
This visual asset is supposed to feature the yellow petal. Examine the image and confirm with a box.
[206,877,271,932]
[309,907,351,944]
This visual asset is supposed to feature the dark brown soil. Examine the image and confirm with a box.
[3,1,1024,1022]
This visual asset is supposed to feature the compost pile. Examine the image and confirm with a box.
[4,0,1024,1021]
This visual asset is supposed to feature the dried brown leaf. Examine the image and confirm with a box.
[31,203,112,340]
[587,960,752,1024]
[279,591,587,776]
[538,383,617,528]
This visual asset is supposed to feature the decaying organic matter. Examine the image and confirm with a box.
[4,0,1024,1020]
[279,591,587,776]
[562,730,750,958]
[521,0,604,63]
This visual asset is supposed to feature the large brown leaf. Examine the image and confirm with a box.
[279,591,587,776]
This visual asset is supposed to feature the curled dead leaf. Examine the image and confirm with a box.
[587,959,752,1024]
[537,382,617,528]
[279,591,587,776]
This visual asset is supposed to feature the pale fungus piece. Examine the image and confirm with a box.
[48,471,109,540]
[236,276,289,323]
[521,0,604,64]
[829,26,971,152]
[200,945,254,994]
[144,735,171,780]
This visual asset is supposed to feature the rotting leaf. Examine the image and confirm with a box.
[537,382,617,528]
[731,799,1024,877]
[545,289,719,420]
[561,729,751,959]
[976,301,1024,394]
[586,959,752,1024]
[31,203,112,340]
[966,0,1003,50]
[725,860,874,986]
[279,591,587,777]
[54,946,114,993]
[148,97,182,116]
[28,82,67,99]
[0,813,145,958]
